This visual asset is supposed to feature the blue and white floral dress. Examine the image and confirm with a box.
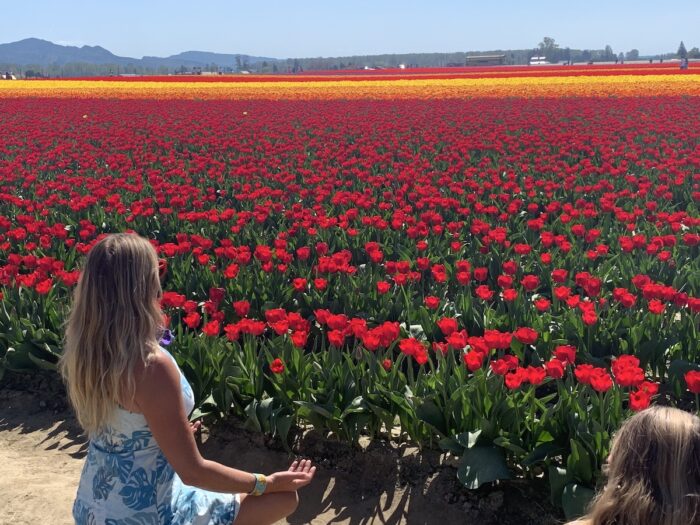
[72,347,240,524]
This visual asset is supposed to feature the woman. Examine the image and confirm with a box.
[59,233,315,524]
[568,405,700,525]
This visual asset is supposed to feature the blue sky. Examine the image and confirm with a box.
[4,0,698,58]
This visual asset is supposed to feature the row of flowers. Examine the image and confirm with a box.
[38,62,700,82]
[167,292,700,409]
[1,73,700,99]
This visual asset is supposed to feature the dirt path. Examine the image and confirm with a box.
[0,382,559,525]
[0,389,87,525]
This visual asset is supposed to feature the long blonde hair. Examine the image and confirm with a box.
[58,233,163,436]
[579,406,700,525]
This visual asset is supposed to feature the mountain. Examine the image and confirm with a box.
[0,38,278,70]
[155,51,275,67]
[0,38,133,66]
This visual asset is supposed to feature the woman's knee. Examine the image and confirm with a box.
[280,490,299,516]
[233,491,299,525]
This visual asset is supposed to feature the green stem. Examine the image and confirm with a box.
[529,386,536,433]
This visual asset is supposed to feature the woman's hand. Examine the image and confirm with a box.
[189,420,202,434]
[266,459,316,492]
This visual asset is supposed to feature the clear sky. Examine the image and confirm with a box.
[3,0,698,58]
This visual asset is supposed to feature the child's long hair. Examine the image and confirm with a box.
[58,233,163,436]
[583,405,700,525]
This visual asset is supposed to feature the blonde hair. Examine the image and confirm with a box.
[578,406,700,525]
[58,233,163,436]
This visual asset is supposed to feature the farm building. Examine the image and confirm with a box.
[466,54,506,66]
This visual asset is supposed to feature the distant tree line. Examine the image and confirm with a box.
[1,62,172,78]
[530,37,700,64]
[273,39,699,71]
[3,38,699,77]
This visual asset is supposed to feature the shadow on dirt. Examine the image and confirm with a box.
[0,370,88,459]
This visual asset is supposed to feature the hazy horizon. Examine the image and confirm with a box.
[3,0,698,59]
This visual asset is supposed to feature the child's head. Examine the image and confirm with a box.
[585,405,700,525]
[59,233,164,434]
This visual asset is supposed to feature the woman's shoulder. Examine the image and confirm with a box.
[132,346,171,376]
[127,349,182,410]
[144,347,178,376]
[131,348,181,397]
[156,345,177,364]
[118,348,174,412]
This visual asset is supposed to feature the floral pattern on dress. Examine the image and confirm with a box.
[72,347,239,524]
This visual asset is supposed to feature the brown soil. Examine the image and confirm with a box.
[0,371,562,524]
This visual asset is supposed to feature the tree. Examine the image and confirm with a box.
[538,37,560,62]
[604,45,615,61]
[689,47,700,59]
[538,37,556,51]
[625,49,640,61]
[678,41,688,59]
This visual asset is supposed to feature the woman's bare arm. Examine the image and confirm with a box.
[134,353,314,494]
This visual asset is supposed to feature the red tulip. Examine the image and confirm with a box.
[424,296,440,309]
[183,312,201,329]
[233,300,250,318]
[269,358,285,374]
[685,370,700,394]
[513,327,538,345]
[545,359,565,379]
[376,281,391,294]
[629,390,651,411]
[437,317,458,336]
[202,320,220,336]
[463,350,484,372]
[554,345,576,365]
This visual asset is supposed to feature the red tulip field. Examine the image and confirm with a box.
[1,66,699,518]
